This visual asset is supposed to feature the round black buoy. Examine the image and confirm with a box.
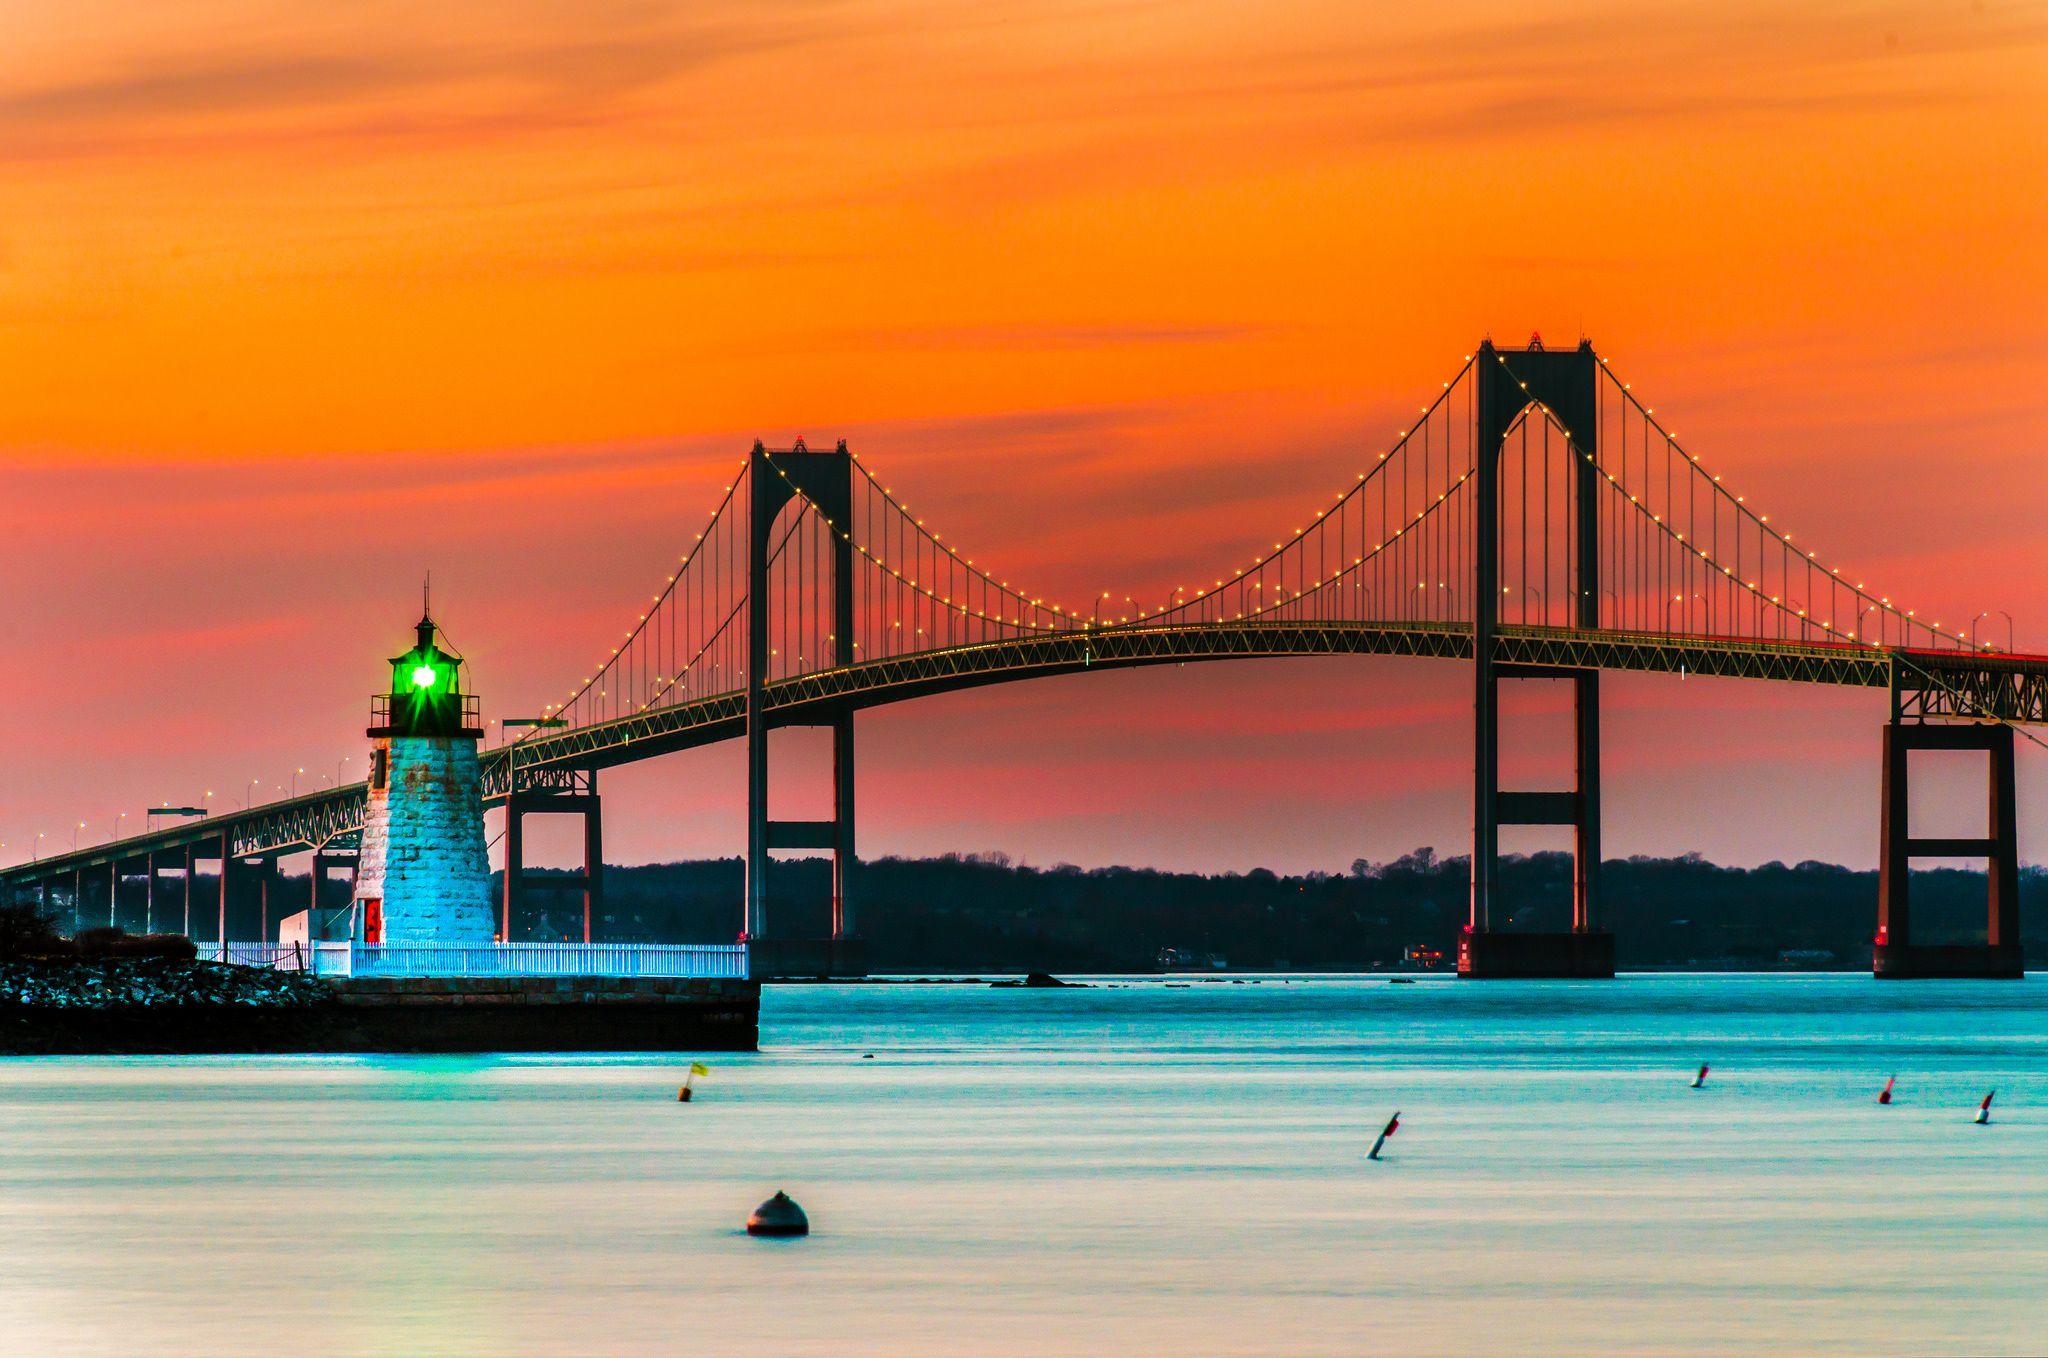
[747,1191,809,1238]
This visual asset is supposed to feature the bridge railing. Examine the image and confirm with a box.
[201,941,749,980]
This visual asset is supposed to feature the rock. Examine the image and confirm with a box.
[747,1190,809,1237]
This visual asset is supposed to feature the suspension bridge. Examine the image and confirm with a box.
[6,338,2042,977]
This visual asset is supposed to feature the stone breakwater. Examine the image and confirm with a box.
[1,958,330,1010]
[1,961,759,1054]
[1,959,340,1055]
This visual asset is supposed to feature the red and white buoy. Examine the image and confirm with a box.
[1368,1111,1401,1161]
[1878,1075,1895,1106]
[1975,1091,1995,1125]
[1689,1063,1709,1090]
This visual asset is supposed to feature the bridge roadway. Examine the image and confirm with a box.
[7,620,2046,887]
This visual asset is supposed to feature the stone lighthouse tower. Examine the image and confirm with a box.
[351,607,494,946]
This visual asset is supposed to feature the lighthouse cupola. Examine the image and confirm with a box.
[375,611,479,740]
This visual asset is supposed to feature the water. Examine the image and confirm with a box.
[1,975,2043,1356]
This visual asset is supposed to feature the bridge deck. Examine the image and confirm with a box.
[7,622,2044,884]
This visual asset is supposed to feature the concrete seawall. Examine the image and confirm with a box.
[333,975,759,1051]
[2,967,759,1054]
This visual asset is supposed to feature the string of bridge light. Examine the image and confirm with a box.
[539,442,1082,729]
[844,454,1080,627]
[762,451,1078,636]
[1134,356,1479,623]
[1493,348,1972,649]
[1212,470,1476,622]
[1590,353,1958,646]
[617,500,831,715]
[625,581,755,714]
[528,454,753,732]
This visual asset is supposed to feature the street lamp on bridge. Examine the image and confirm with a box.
[1970,611,2013,653]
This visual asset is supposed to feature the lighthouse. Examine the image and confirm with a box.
[351,607,494,946]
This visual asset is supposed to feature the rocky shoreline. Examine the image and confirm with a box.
[0,958,344,1055]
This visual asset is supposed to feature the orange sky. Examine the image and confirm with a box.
[4,0,2046,874]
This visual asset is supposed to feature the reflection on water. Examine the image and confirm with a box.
[1,975,2043,1356]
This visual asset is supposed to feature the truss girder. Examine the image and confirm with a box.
[8,624,2044,891]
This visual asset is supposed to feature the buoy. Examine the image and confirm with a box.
[677,1086,693,1102]
[747,1190,809,1237]
[1976,1091,1994,1125]
[1368,1111,1401,1161]
[679,1061,710,1102]
[1690,1063,1709,1090]
[861,1053,874,1059]
[1878,1075,1895,1106]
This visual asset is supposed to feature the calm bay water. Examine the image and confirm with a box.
[2,974,2043,1356]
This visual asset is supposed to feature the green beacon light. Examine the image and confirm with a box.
[374,606,474,740]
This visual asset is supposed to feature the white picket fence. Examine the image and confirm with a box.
[202,941,748,980]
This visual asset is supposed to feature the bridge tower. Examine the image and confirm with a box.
[1461,338,1615,978]
[744,440,865,979]
[1872,674,2024,978]
[351,609,494,946]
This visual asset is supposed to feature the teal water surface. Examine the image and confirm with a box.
[1,974,2043,1356]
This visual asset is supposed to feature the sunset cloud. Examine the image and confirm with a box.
[3,0,2044,871]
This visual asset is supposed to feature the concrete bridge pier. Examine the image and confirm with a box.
[1873,719,2023,978]
[211,834,233,945]
[1462,664,1615,978]
[501,772,603,944]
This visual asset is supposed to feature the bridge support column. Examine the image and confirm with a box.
[747,710,865,978]
[215,834,231,946]
[501,771,601,944]
[582,799,602,946]
[1461,666,1614,977]
[502,799,523,942]
[181,843,194,938]
[742,440,866,979]
[1872,720,2023,978]
[144,852,157,934]
[258,856,276,944]
[832,711,856,942]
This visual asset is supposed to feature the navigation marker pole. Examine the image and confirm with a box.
[1878,1075,1895,1106]
[1368,1112,1401,1161]
[1690,1064,1709,1090]
[679,1061,710,1103]
[1975,1091,1994,1125]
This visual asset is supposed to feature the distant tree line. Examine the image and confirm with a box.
[13,849,2038,972]
[517,849,2047,972]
